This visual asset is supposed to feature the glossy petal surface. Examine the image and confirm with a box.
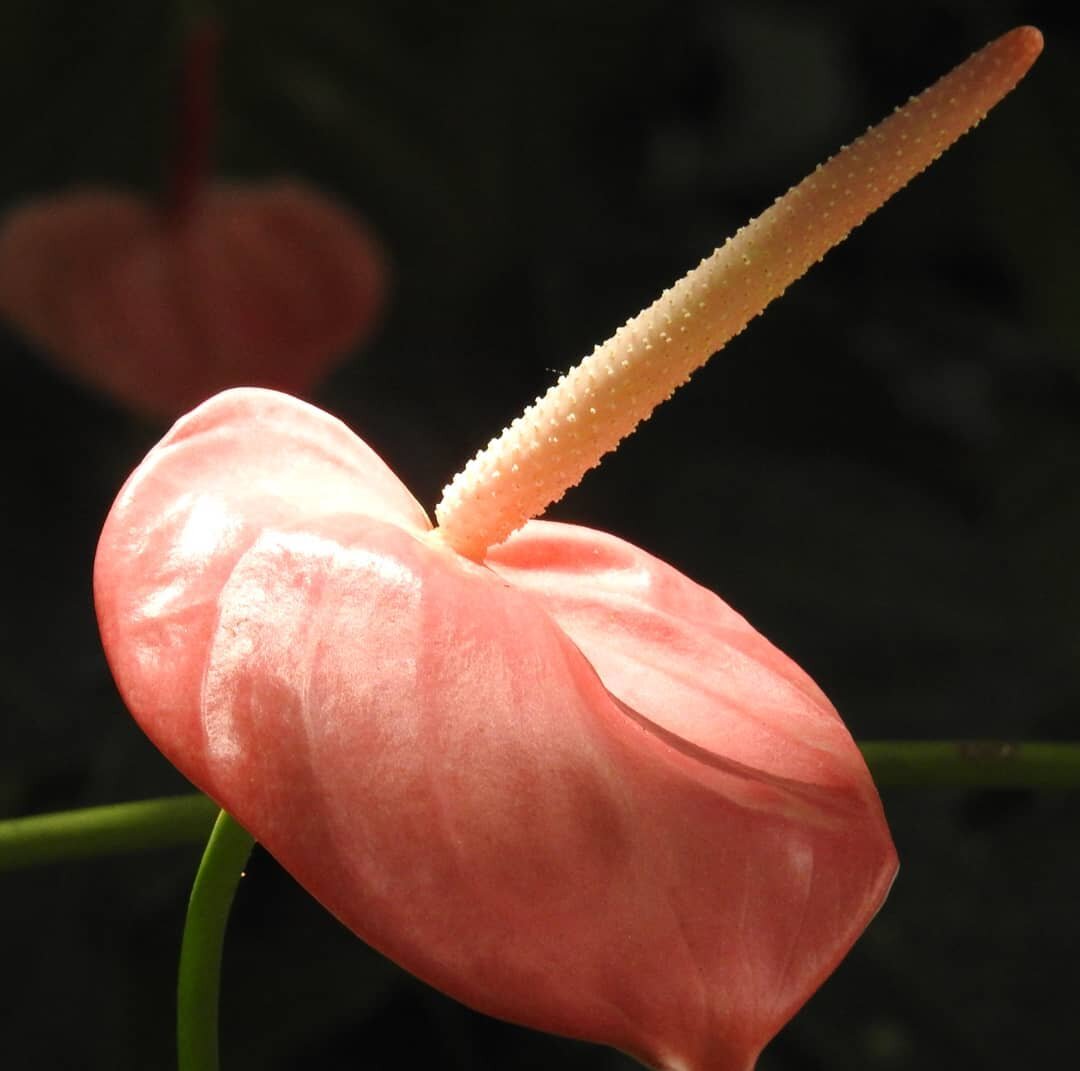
[0,183,383,419]
[95,389,895,1071]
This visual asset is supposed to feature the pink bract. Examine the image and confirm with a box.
[94,388,896,1071]
[0,183,384,419]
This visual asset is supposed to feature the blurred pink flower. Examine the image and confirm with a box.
[0,24,384,419]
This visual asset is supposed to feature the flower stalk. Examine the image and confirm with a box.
[164,20,221,224]
[0,793,218,872]
[177,810,254,1071]
[4,740,1077,873]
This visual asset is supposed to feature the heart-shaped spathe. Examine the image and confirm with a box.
[94,387,896,1071]
[0,183,383,419]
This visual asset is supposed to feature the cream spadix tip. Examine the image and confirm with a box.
[434,26,1042,562]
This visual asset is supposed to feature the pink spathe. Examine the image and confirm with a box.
[95,388,895,1071]
[0,181,383,419]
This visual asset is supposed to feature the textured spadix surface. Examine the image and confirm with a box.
[436,26,1044,559]
[0,182,383,419]
[95,388,896,1071]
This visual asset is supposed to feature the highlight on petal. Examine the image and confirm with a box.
[0,181,385,419]
[95,388,896,1071]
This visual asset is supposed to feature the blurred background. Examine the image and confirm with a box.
[1,1,1077,1068]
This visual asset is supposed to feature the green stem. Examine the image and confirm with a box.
[859,740,1080,788]
[177,810,254,1071]
[0,793,218,873]
[1,740,1078,875]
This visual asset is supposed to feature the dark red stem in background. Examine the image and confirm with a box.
[164,21,221,224]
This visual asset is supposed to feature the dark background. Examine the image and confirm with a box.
[2,1,1077,1068]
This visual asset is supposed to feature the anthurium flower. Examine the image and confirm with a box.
[0,23,384,420]
[94,28,1040,1071]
